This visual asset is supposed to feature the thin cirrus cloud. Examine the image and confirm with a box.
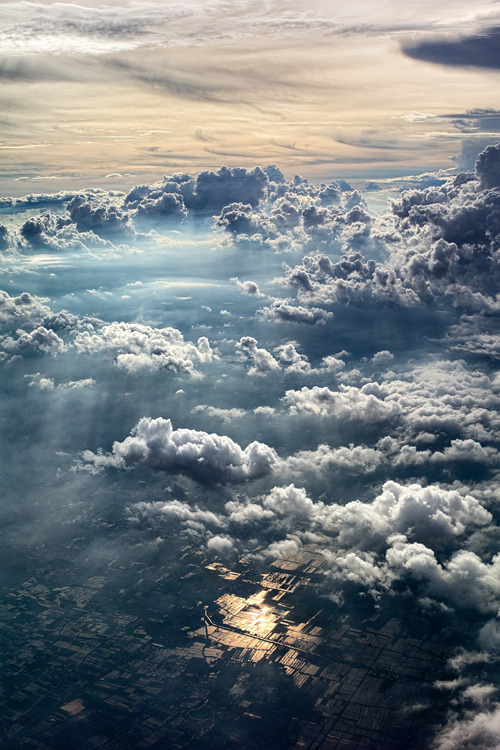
[1,0,500,189]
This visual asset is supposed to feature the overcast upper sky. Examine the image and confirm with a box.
[1,0,500,192]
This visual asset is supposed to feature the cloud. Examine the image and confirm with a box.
[133,191,188,222]
[25,373,95,390]
[0,291,52,327]
[18,208,121,252]
[74,322,214,377]
[282,442,384,475]
[283,384,399,422]
[476,143,500,190]
[281,251,419,307]
[191,404,246,423]
[431,702,500,750]
[2,325,67,356]
[190,167,269,212]
[82,416,278,484]
[230,277,264,296]
[68,195,135,238]
[374,360,500,447]
[386,150,500,309]
[134,498,223,530]
[207,535,235,554]
[371,349,394,365]
[403,27,500,70]
[260,300,333,325]
[235,336,281,376]
[210,175,384,255]
[274,341,312,374]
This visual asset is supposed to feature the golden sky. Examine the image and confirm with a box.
[1,0,499,192]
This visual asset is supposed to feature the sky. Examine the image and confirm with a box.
[1,0,500,192]
[1,2,500,750]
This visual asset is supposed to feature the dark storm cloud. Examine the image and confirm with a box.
[82,416,278,484]
[402,27,500,70]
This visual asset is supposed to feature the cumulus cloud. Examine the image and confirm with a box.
[283,383,399,422]
[2,325,67,356]
[274,341,312,374]
[68,195,135,238]
[260,299,333,325]
[0,291,52,327]
[82,416,278,484]
[230,277,264,296]
[476,142,500,189]
[386,149,500,309]
[210,172,383,255]
[376,360,500,446]
[235,336,281,376]
[134,498,223,530]
[134,191,187,221]
[74,322,213,377]
[371,349,394,365]
[431,703,500,750]
[281,251,419,307]
[126,166,269,220]
[282,443,384,476]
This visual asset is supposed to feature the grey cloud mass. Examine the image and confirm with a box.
[403,27,500,70]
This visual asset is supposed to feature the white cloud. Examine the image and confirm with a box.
[82,416,278,484]
[2,325,67,356]
[74,322,214,377]
[235,336,281,377]
[230,277,264,296]
[283,383,399,422]
[191,404,246,422]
